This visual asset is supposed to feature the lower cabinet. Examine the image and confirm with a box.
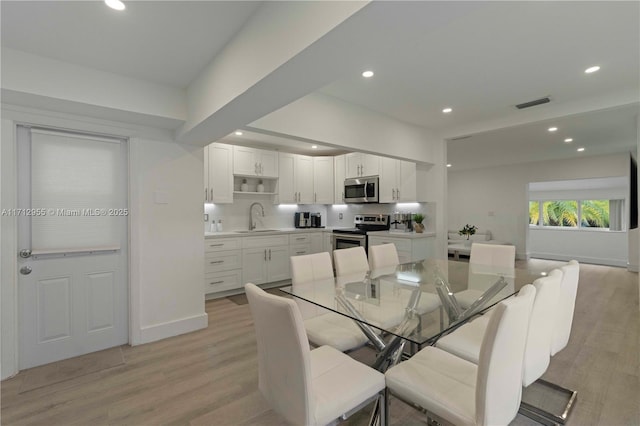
[204,238,243,294]
[368,235,434,263]
[242,235,290,284]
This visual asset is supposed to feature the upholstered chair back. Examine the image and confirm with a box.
[368,243,400,271]
[333,246,369,277]
[551,260,580,356]
[522,269,563,386]
[245,283,315,425]
[290,252,335,319]
[470,243,516,268]
[476,284,536,426]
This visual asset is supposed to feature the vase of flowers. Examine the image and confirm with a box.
[413,213,425,233]
[458,224,477,241]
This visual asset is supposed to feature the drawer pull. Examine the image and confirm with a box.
[296,237,305,240]
[296,251,306,254]
[210,260,224,264]
[209,244,224,247]
[209,280,224,285]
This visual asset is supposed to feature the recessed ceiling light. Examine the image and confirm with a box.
[584,65,600,74]
[361,70,374,78]
[442,107,453,114]
[446,164,452,168]
[234,131,243,136]
[548,127,558,132]
[577,147,585,152]
[564,138,573,143]
[105,0,125,11]
[311,145,318,149]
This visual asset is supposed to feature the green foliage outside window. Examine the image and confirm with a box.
[543,201,578,227]
[580,200,609,228]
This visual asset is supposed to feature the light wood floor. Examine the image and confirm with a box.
[2,260,638,425]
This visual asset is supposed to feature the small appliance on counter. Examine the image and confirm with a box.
[390,212,413,232]
[295,212,323,228]
[295,212,311,228]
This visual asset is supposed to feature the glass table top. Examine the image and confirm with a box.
[280,258,547,346]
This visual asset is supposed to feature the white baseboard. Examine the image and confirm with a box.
[627,262,639,272]
[530,252,627,268]
[138,313,208,345]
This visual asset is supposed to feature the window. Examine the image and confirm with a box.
[543,200,578,227]
[529,199,624,231]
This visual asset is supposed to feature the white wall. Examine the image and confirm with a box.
[447,153,629,261]
[129,138,206,344]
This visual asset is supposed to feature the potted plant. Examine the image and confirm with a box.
[458,224,477,240]
[413,213,425,233]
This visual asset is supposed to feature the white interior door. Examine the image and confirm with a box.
[17,126,128,369]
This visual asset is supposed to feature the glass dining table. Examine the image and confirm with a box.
[280,258,547,372]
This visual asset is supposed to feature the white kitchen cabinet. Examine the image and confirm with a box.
[289,233,325,257]
[233,146,278,178]
[345,152,380,178]
[334,155,346,203]
[242,235,290,284]
[204,237,242,295]
[313,156,334,204]
[379,157,416,203]
[206,143,234,203]
[323,231,333,253]
[204,145,209,203]
[278,152,313,204]
[368,234,433,263]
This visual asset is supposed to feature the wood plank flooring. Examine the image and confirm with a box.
[1,260,638,425]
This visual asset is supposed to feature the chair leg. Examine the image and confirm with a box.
[368,389,389,426]
[519,379,577,425]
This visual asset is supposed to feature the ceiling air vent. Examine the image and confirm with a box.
[515,97,550,110]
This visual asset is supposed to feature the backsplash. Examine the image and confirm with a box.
[204,196,434,233]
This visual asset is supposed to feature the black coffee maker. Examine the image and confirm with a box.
[310,213,322,228]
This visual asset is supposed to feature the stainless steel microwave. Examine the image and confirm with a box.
[344,176,379,203]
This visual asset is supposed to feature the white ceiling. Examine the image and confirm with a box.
[1,1,638,164]
[1,1,260,88]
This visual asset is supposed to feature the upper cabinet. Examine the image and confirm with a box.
[313,157,334,204]
[279,153,311,204]
[204,143,233,204]
[334,155,346,204]
[379,157,416,203]
[345,152,380,178]
[233,146,278,178]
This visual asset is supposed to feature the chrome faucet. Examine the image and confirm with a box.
[249,202,265,231]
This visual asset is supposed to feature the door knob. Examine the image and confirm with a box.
[20,266,32,275]
[19,249,32,258]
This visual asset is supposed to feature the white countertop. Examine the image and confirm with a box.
[205,227,333,238]
[368,230,436,239]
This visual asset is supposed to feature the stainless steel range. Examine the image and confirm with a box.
[332,214,390,253]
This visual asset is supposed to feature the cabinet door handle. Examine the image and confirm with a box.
[268,249,271,260]
[209,280,224,285]
[205,188,208,202]
[342,191,344,202]
[296,237,305,240]
[264,249,267,261]
[209,243,224,247]
[210,189,213,200]
[392,188,396,200]
[210,260,224,264]
[296,251,305,255]
[314,192,316,203]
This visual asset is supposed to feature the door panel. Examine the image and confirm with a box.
[17,126,128,369]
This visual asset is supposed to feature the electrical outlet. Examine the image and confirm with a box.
[339,213,343,220]
[204,213,209,222]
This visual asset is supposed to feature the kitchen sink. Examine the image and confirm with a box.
[234,229,278,233]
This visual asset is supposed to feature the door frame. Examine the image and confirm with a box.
[1,107,141,379]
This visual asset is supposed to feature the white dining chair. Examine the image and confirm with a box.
[245,283,386,426]
[291,252,369,352]
[333,246,369,277]
[456,243,516,309]
[368,243,400,270]
[437,269,562,384]
[385,284,536,426]
[551,260,580,355]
